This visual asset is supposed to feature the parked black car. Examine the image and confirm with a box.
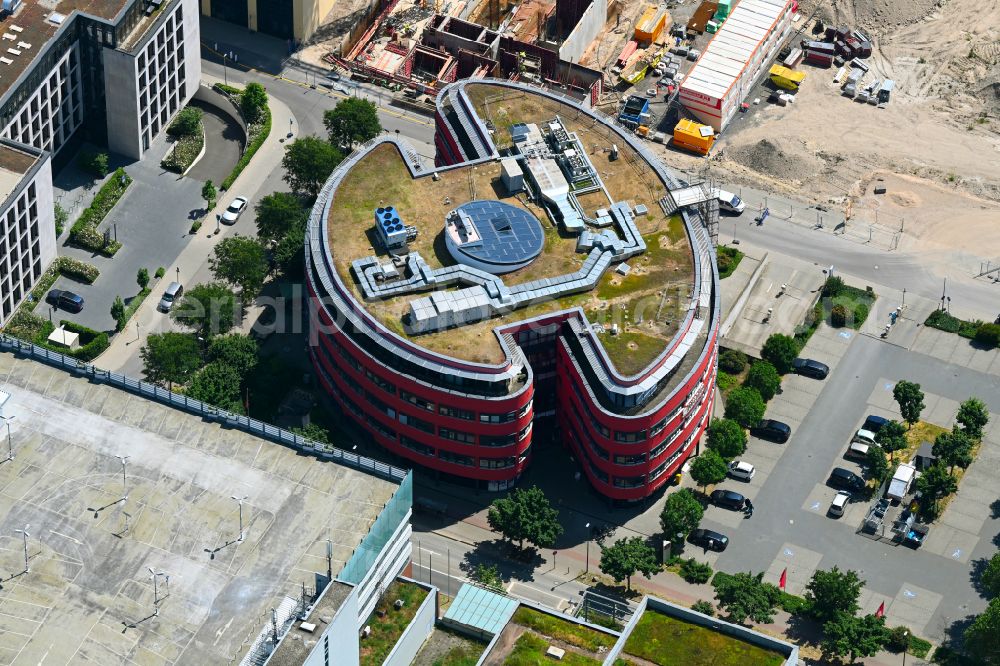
[45,289,84,313]
[750,419,791,443]
[710,489,747,511]
[688,528,729,552]
[828,467,866,492]
[862,414,890,433]
[792,357,829,379]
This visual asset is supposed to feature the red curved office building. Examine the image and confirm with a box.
[306,81,719,502]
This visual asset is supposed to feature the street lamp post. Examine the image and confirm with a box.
[902,630,908,666]
[116,455,129,503]
[148,567,168,616]
[584,522,591,574]
[175,267,180,284]
[1,415,14,463]
[14,524,29,573]
[232,495,248,542]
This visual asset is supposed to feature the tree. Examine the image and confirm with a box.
[323,98,381,151]
[744,361,781,401]
[874,420,907,462]
[914,463,957,514]
[79,150,109,178]
[599,537,659,592]
[975,322,1000,349]
[821,612,890,663]
[110,295,126,332]
[956,397,989,440]
[761,333,799,374]
[718,349,746,374]
[706,418,747,459]
[169,106,203,136]
[822,275,845,297]
[805,566,864,622]
[830,303,849,328]
[724,387,766,429]
[186,363,244,412]
[137,267,150,292]
[209,236,269,305]
[865,444,890,482]
[273,218,308,276]
[141,332,201,389]
[486,486,563,551]
[712,572,781,624]
[691,600,715,616]
[932,430,974,473]
[171,282,240,338]
[239,82,268,124]
[472,563,505,593]
[291,422,331,446]
[282,136,344,199]
[964,598,1000,666]
[981,552,1000,598]
[255,192,308,244]
[659,488,704,545]
[207,334,259,377]
[679,558,714,584]
[689,449,728,491]
[893,380,925,427]
[201,179,217,212]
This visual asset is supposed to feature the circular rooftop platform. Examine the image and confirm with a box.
[444,200,544,274]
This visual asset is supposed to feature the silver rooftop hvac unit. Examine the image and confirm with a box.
[500,158,523,193]
[374,206,411,250]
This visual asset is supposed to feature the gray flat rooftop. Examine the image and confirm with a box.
[0,353,396,665]
[267,581,355,666]
[0,143,37,203]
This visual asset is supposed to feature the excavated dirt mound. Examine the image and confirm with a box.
[727,139,823,183]
[798,0,945,33]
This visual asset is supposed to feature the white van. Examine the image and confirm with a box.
[718,189,745,214]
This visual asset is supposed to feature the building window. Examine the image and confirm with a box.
[438,450,474,467]
[399,412,434,434]
[439,404,474,420]
[439,428,475,445]
[480,410,517,424]
[615,429,647,444]
[614,453,646,466]
[613,475,646,489]
[479,456,515,469]
[400,389,434,412]
[399,436,434,457]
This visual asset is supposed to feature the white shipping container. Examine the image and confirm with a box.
[680,0,794,131]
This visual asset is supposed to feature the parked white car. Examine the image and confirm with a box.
[728,460,756,482]
[829,491,851,517]
[221,196,248,224]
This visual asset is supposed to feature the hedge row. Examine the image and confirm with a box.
[70,167,131,256]
[56,320,110,361]
[213,82,272,191]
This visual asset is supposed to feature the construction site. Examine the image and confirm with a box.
[286,0,1000,281]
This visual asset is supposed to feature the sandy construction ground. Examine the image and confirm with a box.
[698,0,1000,262]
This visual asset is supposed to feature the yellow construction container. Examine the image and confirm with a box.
[673,119,715,155]
[634,4,669,44]
[769,64,806,91]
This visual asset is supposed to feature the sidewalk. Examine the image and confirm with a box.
[95,76,296,372]
[417,499,932,665]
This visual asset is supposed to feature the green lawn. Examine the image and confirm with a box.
[511,607,618,652]
[596,329,669,376]
[507,633,603,666]
[360,581,429,666]
[622,611,786,666]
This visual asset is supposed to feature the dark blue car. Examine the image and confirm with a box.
[46,289,84,313]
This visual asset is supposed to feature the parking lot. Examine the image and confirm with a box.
[692,324,1000,640]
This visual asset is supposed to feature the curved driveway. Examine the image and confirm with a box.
[186,100,242,184]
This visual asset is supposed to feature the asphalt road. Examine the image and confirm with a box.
[708,332,1000,639]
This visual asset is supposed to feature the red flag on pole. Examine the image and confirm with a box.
[876,601,885,618]
[779,568,787,590]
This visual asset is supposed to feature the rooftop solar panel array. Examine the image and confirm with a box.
[451,200,544,267]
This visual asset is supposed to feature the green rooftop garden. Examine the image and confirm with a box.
[622,611,785,666]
